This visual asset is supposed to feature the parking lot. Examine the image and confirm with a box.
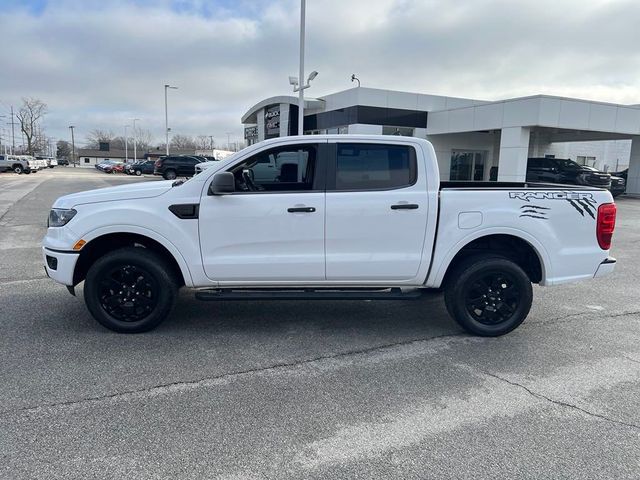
[1,168,639,479]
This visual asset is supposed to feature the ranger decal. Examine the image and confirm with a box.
[509,191,597,220]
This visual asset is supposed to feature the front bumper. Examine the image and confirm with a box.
[42,247,80,286]
[594,257,616,278]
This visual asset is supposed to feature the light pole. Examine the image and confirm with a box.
[209,135,215,156]
[164,84,178,155]
[69,126,76,167]
[124,124,130,162]
[226,132,231,151]
[132,118,140,162]
[287,0,317,136]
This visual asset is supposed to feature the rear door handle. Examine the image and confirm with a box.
[287,207,316,213]
[390,204,419,210]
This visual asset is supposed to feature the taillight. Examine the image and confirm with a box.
[596,203,616,250]
[155,159,162,167]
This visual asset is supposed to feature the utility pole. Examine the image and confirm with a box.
[208,135,214,156]
[132,118,139,162]
[226,132,231,151]
[69,126,76,168]
[10,106,16,153]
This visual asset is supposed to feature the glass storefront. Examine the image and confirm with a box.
[450,150,488,181]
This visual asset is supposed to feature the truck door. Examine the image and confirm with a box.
[199,142,327,282]
[325,142,429,281]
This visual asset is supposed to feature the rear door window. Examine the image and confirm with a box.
[332,143,417,190]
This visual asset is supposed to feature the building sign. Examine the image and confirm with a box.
[244,125,258,140]
[265,104,280,138]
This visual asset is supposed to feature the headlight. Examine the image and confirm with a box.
[48,208,77,227]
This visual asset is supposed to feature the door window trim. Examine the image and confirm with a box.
[325,142,418,192]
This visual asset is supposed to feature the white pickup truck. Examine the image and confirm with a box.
[43,135,617,336]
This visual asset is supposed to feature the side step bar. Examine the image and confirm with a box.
[195,287,425,302]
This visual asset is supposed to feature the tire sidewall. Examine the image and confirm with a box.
[445,256,533,336]
[83,247,177,333]
[163,170,176,180]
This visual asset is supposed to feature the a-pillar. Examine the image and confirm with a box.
[627,136,640,196]
[497,127,531,182]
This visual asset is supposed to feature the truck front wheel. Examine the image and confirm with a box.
[83,247,178,333]
[444,255,532,336]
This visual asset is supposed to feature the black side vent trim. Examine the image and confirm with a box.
[169,204,199,219]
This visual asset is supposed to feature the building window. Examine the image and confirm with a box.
[576,155,596,166]
[84,158,90,163]
[450,150,487,181]
[382,126,414,136]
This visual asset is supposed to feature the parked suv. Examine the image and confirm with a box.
[154,155,205,180]
[527,158,611,189]
[581,166,625,197]
[0,155,33,174]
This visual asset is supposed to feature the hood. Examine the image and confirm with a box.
[53,180,174,209]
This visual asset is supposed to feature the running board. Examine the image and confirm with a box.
[195,287,425,302]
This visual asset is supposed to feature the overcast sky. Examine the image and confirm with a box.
[1,0,639,147]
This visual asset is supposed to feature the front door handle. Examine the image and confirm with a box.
[391,204,419,210]
[287,207,316,213]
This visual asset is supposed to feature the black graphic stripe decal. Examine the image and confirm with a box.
[577,199,596,219]
[520,214,548,220]
[566,199,585,217]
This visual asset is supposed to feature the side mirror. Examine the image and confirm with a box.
[208,172,235,195]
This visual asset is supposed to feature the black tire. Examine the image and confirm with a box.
[163,169,177,180]
[135,169,142,176]
[83,247,178,333]
[444,255,532,336]
[13,165,24,174]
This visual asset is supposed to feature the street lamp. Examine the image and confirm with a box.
[132,118,140,162]
[289,70,318,136]
[351,74,360,87]
[124,124,130,162]
[164,84,178,155]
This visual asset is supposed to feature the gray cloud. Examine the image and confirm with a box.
[1,0,639,146]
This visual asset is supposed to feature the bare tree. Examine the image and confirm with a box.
[16,97,47,155]
[195,135,213,150]
[85,129,116,148]
[134,128,154,152]
[170,134,197,150]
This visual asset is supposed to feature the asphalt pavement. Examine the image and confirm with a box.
[1,168,639,479]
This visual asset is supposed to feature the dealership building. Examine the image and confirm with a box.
[241,87,640,195]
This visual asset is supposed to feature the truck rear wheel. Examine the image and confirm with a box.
[13,165,24,174]
[444,255,532,336]
[83,247,178,333]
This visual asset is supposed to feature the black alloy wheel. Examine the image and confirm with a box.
[97,264,159,322]
[84,247,178,333]
[463,271,520,325]
[444,255,533,336]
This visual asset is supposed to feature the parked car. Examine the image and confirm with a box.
[96,160,118,173]
[581,166,625,197]
[526,157,611,189]
[154,155,206,180]
[43,135,617,336]
[0,154,33,174]
[20,155,44,172]
[36,156,57,168]
[57,158,69,166]
[125,160,155,176]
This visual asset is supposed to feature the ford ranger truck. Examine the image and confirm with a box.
[42,135,617,336]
